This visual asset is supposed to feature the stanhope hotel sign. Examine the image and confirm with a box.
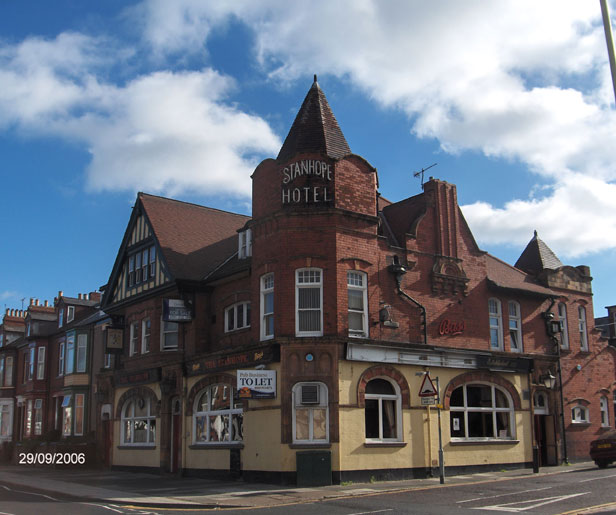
[282,159,333,205]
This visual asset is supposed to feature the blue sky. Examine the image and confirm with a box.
[1,1,615,318]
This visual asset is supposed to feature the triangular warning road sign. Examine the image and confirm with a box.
[419,374,437,397]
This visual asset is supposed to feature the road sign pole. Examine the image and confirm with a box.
[436,376,445,484]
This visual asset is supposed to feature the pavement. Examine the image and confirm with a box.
[0,461,598,510]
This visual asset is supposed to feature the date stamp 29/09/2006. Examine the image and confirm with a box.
[18,452,86,465]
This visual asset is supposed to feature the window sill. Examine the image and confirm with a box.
[571,421,590,426]
[117,445,156,450]
[450,439,519,446]
[224,327,251,335]
[364,442,406,448]
[290,443,331,449]
[189,443,244,450]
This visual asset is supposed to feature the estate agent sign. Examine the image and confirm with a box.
[237,369,277,399]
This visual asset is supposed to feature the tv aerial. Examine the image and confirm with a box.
[413,163,437,189]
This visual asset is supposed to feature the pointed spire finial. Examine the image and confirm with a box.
[314,74,318,83]
[534,229,538,238]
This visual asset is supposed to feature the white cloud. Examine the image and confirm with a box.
[0,33,280,197]
[135,0,616,256]
[462,174,616,258]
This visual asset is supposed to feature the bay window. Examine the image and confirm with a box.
[193,384,243,444]
[348,271,368,338]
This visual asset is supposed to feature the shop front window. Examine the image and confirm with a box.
[364,378,401,442]
[193,384,243,444]
[450,383,514,440]
[121,397,156,445]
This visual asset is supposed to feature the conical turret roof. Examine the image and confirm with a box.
[514,230,563,275]
[277,76,351,162]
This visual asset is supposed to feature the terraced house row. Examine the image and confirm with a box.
[1,79,616,484]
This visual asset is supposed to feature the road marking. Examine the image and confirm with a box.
[473,492,590,512]
[346,510,393,515]
[80,503,124,513]
[458,486,552,503]
[0,484,58,501]
[580,473,616,482]
[0,511,16,515]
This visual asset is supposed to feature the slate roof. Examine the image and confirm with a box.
[139,193,250,281]
[515,231,563,275]
[486,254,555,297]
[277,76,351,162]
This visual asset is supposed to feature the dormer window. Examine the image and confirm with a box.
[67,306,75,323]
[238,229,252,259]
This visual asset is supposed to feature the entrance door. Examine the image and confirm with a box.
[170,398,181,473]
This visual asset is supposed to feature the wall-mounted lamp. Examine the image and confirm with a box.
[540,372,557,390]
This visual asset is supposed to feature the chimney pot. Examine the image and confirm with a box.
[35,299,39,306]
[58,290,63,299]
[44,300,49,307]
[30,298,34,306]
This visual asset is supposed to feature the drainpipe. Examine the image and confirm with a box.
[542,297,568,465]
[389,257,427,345]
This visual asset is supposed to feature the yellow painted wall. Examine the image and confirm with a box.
[338,361,531,472]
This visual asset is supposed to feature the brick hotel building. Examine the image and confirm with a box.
[2,78,614,484]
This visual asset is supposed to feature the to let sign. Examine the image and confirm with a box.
[237,370,276,399]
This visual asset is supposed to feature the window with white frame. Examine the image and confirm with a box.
[67,306,75,323]
[130,321,139,356]
[34,399,43,436]
[193,384,243,444]
[25,399,32,437]
[348,271,368,338]
[65,334,75,374]
[149,246,156,278]
[62,395,72,436]
[104,353,112,369]
[36,347,45,380]
[142,318,151,353]
[450,383,514,440]
[74,393,85,436]
[293,382,329,443]
[28,347,35,380]
[558,303,569,349]
[296,268,323,337]
[58,341,65,376]
[508,301,522,352]
[579,306,588,351]
[76,334,87,373]
[122,397,156,445]
[488,299,503,350]
[572,404,589,424]
[533,391,549,415]
[0,402,13,439]
[238,229,252,259]
[4,357,12,386]
[225,302,251,332]
[601,396,609,427]
[58,308,64,328]
[261,274,274,340]
[161,319,178,349]
[365,378,402,442]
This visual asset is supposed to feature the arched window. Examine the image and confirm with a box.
[450,383,514,440]
[121,397,156,446]
[508,301,522,352]
[600,396,609,427]
[193,384,243,444]
[365,378,402,442]
[578,306,588,351]
[292,382,329,444]
[348,271,368,338]
[558,303,569,349]
[488,299,503,350]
